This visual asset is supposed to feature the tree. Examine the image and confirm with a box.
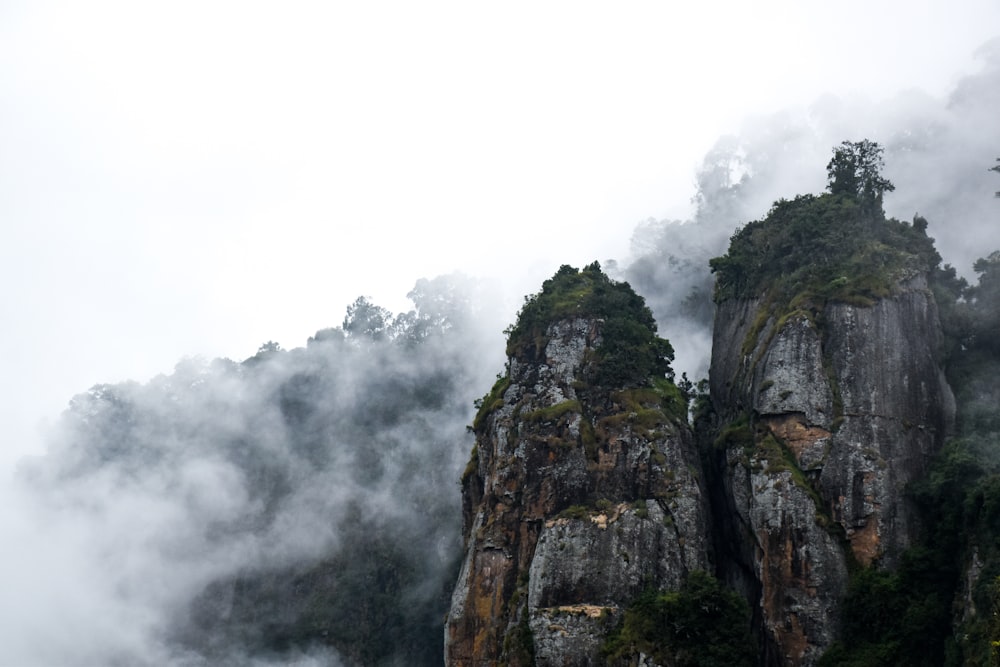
[602,571,754,667]
[826,139,895,208]
[401,274,473,341]
[343,296,393,341]
[244,340,282,365]
[968,251,1000,353]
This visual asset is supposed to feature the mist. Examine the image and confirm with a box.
[2,4,1000,664]
[622,39,1000,383]
[8,276,507,665]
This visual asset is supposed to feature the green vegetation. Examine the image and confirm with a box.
[817,471,972,667]
[826,139,895,209]
[595,381,686,442]
[703,142,1000,665]
[505,262,674,388]
[461,445,479,484]
[602,571,755,666]
[632,499,650,519]
[710,141,938,323]
[968,251,1000,355]
[52,281,489,665]
[466,263,686,478]
[710,192,939,305]
[714,415,841,539]
[711,194,941,372]
[818,548,959,667]
[501,609,535,666]
[556,498,617,520]
[522,399,582,424]
[713,415,754,450]
[187,514,457,666]
[630,377,687,421]
[558,504,593,520]
[472,375,511,432]
[709,186,1000,665]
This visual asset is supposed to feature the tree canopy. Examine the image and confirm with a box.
[826,139,895,208]
[710,141,936,306]
[602,571,755,667]
[504,262,675,387]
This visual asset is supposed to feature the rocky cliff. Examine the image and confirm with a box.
[445,264,712,666]
[446,180,963,666]
[709,276,954,664]
[706,189,956,665]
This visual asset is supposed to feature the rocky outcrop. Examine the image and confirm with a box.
[709,275,955,665]
[446,315,710,666]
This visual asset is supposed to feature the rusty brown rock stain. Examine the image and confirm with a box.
[763,414,830,463]
[848,518,881,566]
[759,526,811,666]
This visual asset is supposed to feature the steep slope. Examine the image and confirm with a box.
[707,190,955,665]
[445,264,712,666]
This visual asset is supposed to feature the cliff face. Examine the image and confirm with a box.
[446,196,960,665]
[446,311,710,666]
[710,275,955,665]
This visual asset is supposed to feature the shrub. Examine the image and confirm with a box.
[602,571,754,666]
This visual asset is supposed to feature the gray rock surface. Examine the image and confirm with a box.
[710,276,955,665]
[446,317,710,666]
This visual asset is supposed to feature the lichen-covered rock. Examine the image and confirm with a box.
[723,447,847,666]
[710,275,955,665]
[528,604,617,667]
[820,279,955,564]
[446,266,710,666]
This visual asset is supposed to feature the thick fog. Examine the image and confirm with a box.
[9,275,506,665]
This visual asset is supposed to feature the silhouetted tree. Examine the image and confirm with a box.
[343,296,393,341]
[244,340,283,365]
[826,139,895,209]
[969,251,1000,353]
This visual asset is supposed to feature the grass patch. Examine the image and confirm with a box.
[461,445,479,484]
[714,416,754,450]
[558,505,592,520]
[596,381,687,442]
[522,399,582,424]
[472,375,511,432]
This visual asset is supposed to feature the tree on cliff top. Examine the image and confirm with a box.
[826,139,895,209]
[710,141,937,305]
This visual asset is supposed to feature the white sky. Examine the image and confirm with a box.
[2,0,999,467]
